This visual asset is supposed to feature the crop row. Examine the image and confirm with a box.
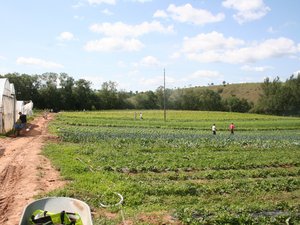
[56,125,300,149]
[54,110,300,130]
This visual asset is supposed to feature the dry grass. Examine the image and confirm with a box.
[197,83,262,104]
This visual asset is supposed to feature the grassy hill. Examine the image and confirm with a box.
[197,82,263,105]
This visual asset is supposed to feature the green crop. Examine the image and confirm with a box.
[44,110,300,224]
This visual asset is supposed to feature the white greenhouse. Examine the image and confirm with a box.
[0,78,16,133]
[0,78,33,134]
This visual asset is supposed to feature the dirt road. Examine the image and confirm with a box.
[0,114,65,225]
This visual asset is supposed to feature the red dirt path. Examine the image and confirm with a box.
[0,114,65,225]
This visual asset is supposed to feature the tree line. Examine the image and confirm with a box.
[1,72,299,116]
[254,74,300,116]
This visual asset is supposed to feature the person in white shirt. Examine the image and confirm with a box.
[212,124,216,135]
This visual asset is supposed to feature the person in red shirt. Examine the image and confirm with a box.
[229,123,235,134]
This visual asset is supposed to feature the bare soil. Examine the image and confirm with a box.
[0,114,65,225]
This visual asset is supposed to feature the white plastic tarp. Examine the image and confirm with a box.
[16,100,33,116]
[0,78,16,133]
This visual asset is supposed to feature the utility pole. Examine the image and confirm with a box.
[164,68,166,122]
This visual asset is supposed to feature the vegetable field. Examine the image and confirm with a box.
[45,110,300,224]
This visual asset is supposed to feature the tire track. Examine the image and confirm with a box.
[0,165,21,224]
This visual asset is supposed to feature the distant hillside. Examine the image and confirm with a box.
[196,83,263,105]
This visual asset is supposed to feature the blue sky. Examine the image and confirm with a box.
[0,0,299,91]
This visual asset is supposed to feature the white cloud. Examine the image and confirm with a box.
[153,10,168,18]
[182,31,244,52]
[241,65,273,72]
[16,57,64,69]
[181,32,300,64]
[72,1,84,8]
[57,32,75,41]
[89,21,174,37]
[222,0,270,24]
[223,38,299,63]
[87,0,115,5]
[140,56,161,67]
[155,4,225,25]
[101,8,113,16]
[84,37,144,52]
[0,55,6,60]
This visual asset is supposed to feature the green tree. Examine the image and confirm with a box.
[97,81,119,109]
[117,90,134,109]
[73,79,94,110]
[59,73,75,110]
[128,91,158,109]
[285,74,300,114]
[223,96,252,112]
[155,86,172,110]
[38,72,61,110]
[168,88,183,109]
[256,77,285,115]
[181,88,198,110]
[197,89,222,111]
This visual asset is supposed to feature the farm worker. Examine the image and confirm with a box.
[13,112,27,137]
[140,112,143,120]
[19,112,27,128]
[229,123,235,134]
[212,124,216,135]
[13,119,22,136]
